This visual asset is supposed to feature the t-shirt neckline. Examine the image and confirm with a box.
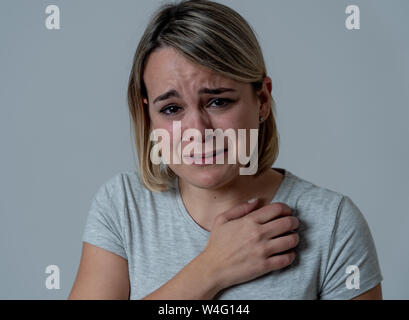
[173,167,295,237]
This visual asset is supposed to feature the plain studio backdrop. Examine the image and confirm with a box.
[0,0,408,299]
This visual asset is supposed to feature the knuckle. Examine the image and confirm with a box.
[293,232,300,246]
[269,251,296,270]
[271,202,285,213]
[245,213,258,223]
[288,251,296,262]
[282,217,293,230]
[261,258,271,270]
[250,229,262,242]
[290,250,296,263]
[250,223,263,241]
[272,202,291,214]
[281,253,293,266]
[280,255,290,266]
[289,233,299,247]
[286,253,294,265]
[286,216,298,230]
[286,235,294,248]
[256,244,267,257]
[280,252,295,266]
[268,258,280,271]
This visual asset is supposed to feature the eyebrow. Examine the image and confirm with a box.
[152,87,236,104]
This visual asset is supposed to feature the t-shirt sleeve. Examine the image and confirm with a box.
[319,195,383,299]
[81,180,128,260]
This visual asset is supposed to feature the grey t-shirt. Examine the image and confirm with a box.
[81,167,383,300]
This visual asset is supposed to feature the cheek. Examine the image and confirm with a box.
[216,104,259,155]
[216,107,258,130]
[150,111,173,134]
[149,115,174,152]
[151,120,187,162]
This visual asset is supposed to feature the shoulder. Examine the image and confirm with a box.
[285,170,345,214]
[99,169,151,200]
[283,170,366,233]
[93,169,175,215]
[101,170,142,192]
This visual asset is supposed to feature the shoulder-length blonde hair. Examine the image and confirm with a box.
[127,0,279,192]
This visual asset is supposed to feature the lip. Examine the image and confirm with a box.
[184,148,227,159]
[198,148,226,159]
[184,148,228,164]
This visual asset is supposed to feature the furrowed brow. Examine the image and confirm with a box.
[198,87,236,95]
[153,87,236,104]
[153,90,180,104]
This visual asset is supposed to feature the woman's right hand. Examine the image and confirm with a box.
[200,198,299,292]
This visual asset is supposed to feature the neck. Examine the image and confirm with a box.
[178,168,284,231]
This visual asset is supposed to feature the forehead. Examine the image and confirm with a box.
[143,47,241,96]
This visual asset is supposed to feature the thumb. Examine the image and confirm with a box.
[219,198,260,223]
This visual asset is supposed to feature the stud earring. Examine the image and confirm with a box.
[259,116,264,123]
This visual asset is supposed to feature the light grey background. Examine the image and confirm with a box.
[0,0,408,299]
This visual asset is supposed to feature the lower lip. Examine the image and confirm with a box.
[188,149,227,166]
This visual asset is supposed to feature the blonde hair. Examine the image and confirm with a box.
[127,0,279,192]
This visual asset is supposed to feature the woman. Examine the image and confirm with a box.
[69,0,383,300]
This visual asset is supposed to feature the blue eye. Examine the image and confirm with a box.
[159,105,181,115]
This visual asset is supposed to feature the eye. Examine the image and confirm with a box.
[159,105,181,116]
[208,98,233,108]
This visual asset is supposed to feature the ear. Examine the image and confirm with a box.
[257,76,273,120]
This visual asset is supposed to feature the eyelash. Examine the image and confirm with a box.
[159,98,233,116]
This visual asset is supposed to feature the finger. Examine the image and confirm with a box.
[264,233,300,257]
[260,216,299,239]
[249,202,292,224]
[264,250,296,272]
[216,198,261,224]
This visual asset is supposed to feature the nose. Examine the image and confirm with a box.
[181,109,213,143]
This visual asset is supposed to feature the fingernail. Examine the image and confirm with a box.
[248,198,257,203]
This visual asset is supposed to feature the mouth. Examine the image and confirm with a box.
[195,148,227,159]
[183,148,228,163]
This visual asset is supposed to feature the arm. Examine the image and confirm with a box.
[68,242,130,300]
[319,196,383,300]
[141,251,222,300]
[68,242,221,300]
[351,283,382,300]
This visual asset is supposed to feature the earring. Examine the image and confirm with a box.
[259,116,264,123]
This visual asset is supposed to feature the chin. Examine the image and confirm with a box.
[175,164,238,190]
